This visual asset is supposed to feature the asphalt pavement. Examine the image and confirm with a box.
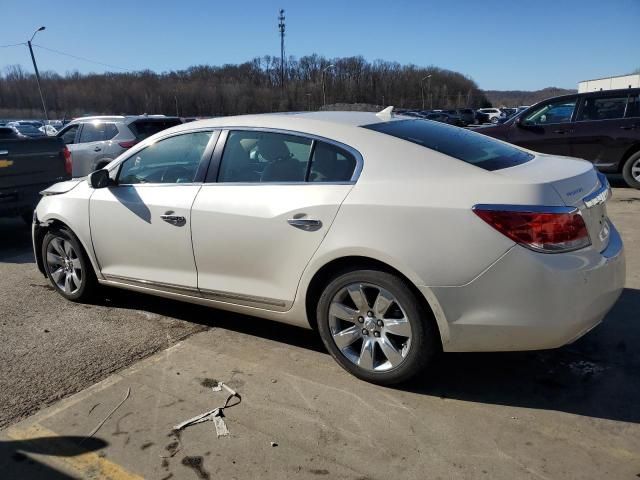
[0,183,639,479]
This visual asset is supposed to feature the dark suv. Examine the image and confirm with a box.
[476,88,640,188]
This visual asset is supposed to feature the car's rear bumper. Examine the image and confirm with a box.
[425,223,625,352]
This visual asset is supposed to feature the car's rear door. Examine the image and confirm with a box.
[190,129,359,310]
[568,92,639,171]
[509,96,577,156]
[90,130,218,288]
[71,122,115,177]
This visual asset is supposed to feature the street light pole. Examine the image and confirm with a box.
[322,64,335,107]
[428,75,433,109]
[421,74,432,110]
[27,26,48,123]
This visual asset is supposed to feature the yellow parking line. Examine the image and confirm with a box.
[7,423,143,480]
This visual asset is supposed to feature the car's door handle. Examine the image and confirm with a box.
[553,129,571,134]
[287,218,323,231]
[0,150,8,155]
[620,125,636,130]
[160,214,186,226]
[94,146,102,152]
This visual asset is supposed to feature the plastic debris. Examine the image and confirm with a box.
[172,382,241,438]
[270,441,278,447]
[83,387,131,442]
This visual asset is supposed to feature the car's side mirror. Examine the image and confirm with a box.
[88,169,111,189]
[515,116,532,128]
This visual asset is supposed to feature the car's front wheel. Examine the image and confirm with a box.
[42,227,97,302]
[316,269,439,385]
[622,151,640,189]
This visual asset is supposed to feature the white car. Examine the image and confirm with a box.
[32,109,625,384]
[476,108,503,124]
[38,124,58,136]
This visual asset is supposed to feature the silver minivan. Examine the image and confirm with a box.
[57,115,182,177]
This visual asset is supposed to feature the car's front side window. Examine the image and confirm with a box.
[524,98,577,125]
[218,131,312,183]
[118,131,213,185]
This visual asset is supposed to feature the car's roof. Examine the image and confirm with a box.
[533,87,640,105]
[69,115,180,124]
[174,111,403,131]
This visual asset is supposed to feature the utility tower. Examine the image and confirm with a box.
[278,9,285,90]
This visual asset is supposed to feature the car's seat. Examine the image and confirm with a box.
[310,144,355,182]
[259,137,304,182]
[221,135,259,182]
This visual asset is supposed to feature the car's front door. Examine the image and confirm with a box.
[191,129,360,309]
[568,92,638,170]
[509,97,578,156]
[90,130,217,288]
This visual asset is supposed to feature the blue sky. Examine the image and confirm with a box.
[1,0,638,90]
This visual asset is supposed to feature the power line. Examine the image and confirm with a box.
[0,42,26,48]
[32,44,131,71]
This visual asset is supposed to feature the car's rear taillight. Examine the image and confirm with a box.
[63,146,72,176]
[118,140,137,149]
[473,205,591,253]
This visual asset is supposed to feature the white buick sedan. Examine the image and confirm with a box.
[32,109,625,384]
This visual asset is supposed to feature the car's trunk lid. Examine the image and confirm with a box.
[496,153,611,252]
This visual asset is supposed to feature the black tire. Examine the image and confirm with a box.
[42,226,98,302]
[316,269,439,385]
[622,151,640,189]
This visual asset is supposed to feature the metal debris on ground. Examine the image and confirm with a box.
[173,382,241,438]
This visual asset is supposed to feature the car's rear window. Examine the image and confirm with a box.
[128,118,182,140]
[362,119,533,171]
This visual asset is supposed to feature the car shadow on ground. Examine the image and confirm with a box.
[95,285,640,425]
[2,218,638,425]
[0,435,107,479]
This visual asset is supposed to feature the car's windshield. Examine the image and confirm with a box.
[363,119,533,170]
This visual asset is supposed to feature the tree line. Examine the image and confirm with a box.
[0,54,490,119]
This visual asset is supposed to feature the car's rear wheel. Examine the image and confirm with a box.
[622,151,640,189]
[316,269,439,385]
[42,227,97,302]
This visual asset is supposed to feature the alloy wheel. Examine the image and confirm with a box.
[46,237,83,294]
[328,282,412,372]
[632,157,640,182]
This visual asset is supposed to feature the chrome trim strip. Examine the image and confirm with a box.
[104,274,199,295]
[102,274,287,308]
[472,204,578,214]
[215,126,364,183]
[199,288,286,308]
[583,172,611,209]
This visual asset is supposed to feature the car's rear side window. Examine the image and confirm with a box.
[79,122,115,143]
[578,96,628,121]
[363,119,533,171]
[626,94,639,118]
[309,142,357,182]
[128,119,182,140]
